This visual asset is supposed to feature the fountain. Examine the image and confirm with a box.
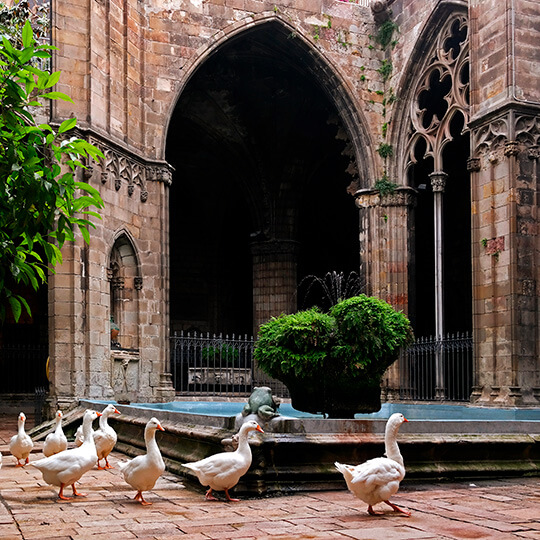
[61,396,540,496]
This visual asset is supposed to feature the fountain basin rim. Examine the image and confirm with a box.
[80,399,540,434]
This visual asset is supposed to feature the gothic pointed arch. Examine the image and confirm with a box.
[164,14,376,190]
[108,231,142,351]
[166,14,368,342]
[394,4,471,342]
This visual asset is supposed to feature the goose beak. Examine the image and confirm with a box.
[96,412,102,417]
[157,423,165,431]
[113,408,121,414]
[256,425,264,433]
[403,417,409,422]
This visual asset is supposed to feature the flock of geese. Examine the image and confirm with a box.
[1,406,411,515]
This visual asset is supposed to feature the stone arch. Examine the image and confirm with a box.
[393,2,472,342]
[107,231,142,351]
[165,14,371,339]
[163,13,376,187]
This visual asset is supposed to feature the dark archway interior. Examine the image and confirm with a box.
[0,282,48,392]
[408,114,472,338]
[442,113,472,335]
[408,142,435,337]
[166,22,359,335]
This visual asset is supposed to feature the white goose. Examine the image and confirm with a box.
[9,412,34,467]
[75,404,120,469]
[43,411,68,457]
[31,409,102,500]
[93,404,121,469]
[183,420,264,502]
[119,417,166,505]
[335,412,411,516]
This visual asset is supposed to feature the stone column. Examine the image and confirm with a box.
[355,186,416,400]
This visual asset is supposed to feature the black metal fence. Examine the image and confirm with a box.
[398,332,473,401]
[171,331,257,397]
[171,331,474,402]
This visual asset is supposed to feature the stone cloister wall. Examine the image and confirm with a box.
[45,0,540,408]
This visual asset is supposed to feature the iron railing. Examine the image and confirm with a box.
[171,331,474,402]
[398,332,473,401]
[171,331,257,398]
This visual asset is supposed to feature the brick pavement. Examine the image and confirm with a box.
[0,416,539,539]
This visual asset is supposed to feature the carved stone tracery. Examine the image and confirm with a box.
[404,14,469,174]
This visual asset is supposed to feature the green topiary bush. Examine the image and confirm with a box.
[254,308,334,380]
[329,295,414,380]
[254,295,413,417]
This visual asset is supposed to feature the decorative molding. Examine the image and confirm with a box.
[466,157,480,172]
[134,277,143,290]
[354,186,417,208]
[527,145,540,160]
[429,171,448,193]
[77,132,175,202]
[504,140,520,158]
[111,276,125,290]
[472,116,509,157]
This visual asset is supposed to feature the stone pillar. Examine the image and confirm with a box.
[355,186,416,399]
[250,239,299,334]
[468,0,540,406]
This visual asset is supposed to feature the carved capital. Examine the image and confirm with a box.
[354,187,417,208]
[466,157,480,172]
[429,171,448,193]
[504,140,520,157]
[111,276,125,290]
[528,145,540,160]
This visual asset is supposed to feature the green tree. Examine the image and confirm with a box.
[0,19,104,322]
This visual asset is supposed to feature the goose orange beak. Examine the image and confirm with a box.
[96,412,102,417]
[113,408,121,414]
[256,425,264,433]
[157,423,165,431]
[403,417,409,422]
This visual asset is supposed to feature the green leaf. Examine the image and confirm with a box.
[8,295,21,322]
[58,117,77,134]
[21,20,33,48]
[40,92,74,103]
[45,71,62,89]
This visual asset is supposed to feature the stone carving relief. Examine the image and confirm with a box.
[404,13,469,174]
[88,134,173,202]
[471,113,540,165]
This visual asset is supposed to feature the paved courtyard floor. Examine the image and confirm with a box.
[0,415,539,539]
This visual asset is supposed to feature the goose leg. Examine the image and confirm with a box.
[15,459,25,467]
[58,484,72,500]
[224,489,240,502]
[134,491,152,505]
[104,456,113,469]
[384,500,411,516]
[72,484,87,497]
[367,505,384,516]
[97,458,106,470]
[205,488,218,501]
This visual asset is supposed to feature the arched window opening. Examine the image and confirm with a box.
[108,235,140,351]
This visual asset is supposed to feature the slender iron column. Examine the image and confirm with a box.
[429,171,448,399]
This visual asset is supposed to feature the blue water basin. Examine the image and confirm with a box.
[106,400,540,421]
